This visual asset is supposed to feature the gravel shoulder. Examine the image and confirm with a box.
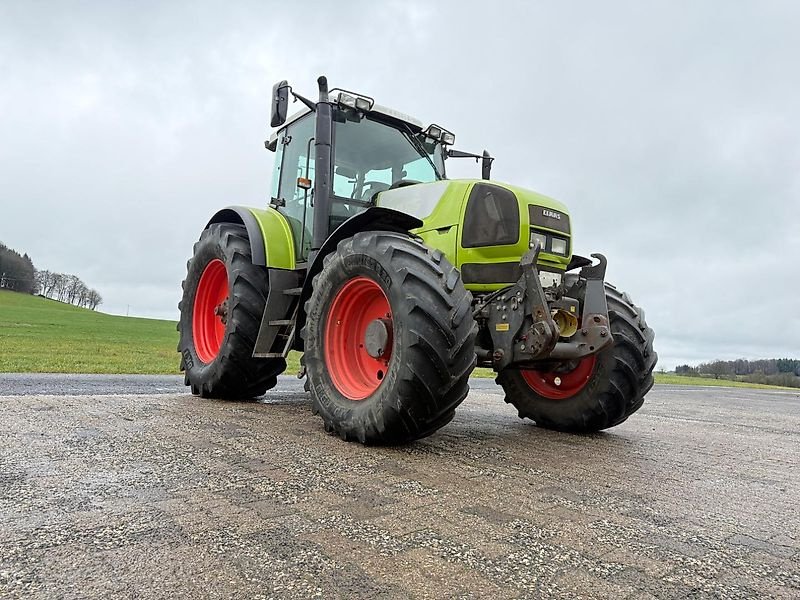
[0,380,798,598]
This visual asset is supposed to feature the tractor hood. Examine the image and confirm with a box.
[376,179,573,291]
[376,179,569,229]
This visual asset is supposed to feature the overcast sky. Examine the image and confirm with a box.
[1,1,798,369]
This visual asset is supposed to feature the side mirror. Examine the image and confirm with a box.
[270,80,289,127]
[481,150,494,180]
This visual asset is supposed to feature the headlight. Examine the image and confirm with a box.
[530,231,547,250]
[550,236,568,256]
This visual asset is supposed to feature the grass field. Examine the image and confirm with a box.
[0,290,180,374]
[651,372,794,390]
[0,290,793,390]
[464,370,794,389]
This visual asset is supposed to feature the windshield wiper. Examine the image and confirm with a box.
[400,126,442,179]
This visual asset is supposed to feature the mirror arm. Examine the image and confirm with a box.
[446,148,494,180]
[289,89,317,112]
[447,149,481,160]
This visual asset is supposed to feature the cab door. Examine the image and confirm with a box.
[274,113,315,260]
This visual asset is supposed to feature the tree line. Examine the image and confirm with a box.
[0,242,35,293]
[0,242,102,310]
[35,270,103,310]
[675,358,800,388]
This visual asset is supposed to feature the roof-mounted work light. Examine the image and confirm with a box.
[424,123,456,145]
[333,90,375,112]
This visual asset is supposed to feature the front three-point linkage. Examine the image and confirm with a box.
[481,243,614,371]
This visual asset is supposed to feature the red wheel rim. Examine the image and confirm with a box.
[192,258,228,363]
[324,276,392,400]
[521,355,597,400]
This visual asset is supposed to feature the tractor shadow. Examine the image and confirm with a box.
[190,385,645,467]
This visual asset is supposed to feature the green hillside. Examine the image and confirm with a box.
[0,289,180,374]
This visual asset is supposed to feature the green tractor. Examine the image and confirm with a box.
[178,76,657,444]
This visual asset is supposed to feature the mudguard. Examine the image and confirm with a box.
[206,206,295,269]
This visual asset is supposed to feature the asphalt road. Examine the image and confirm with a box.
[1,377,798,599]
[0,373,191,396]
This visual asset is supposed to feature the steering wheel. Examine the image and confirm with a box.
[388,179,422,190]
[360,181,391,201]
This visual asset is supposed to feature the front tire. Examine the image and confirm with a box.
[178,223,286,398]
[497,283,656,432]
[302,231,477,444]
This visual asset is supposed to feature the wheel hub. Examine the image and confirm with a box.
[364,318,392,358]
[214,299,229,325]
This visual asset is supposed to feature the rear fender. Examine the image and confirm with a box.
[206,206,295,269]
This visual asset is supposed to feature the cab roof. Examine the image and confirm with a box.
[267,102,426,149]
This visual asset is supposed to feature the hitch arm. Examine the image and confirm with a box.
[548,254,613,359]
[519,244,560,357]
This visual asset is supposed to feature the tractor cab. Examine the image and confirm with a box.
[267,80,469,260]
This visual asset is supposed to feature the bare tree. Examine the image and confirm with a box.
[87,289,103,310]
[699,360,733,380]
[53,273,68,301]
[76,282,89,307]
[36,269,54,296]
[64,275,82,304]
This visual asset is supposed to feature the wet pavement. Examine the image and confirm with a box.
[1,379,798,598]
[0,373,190,397]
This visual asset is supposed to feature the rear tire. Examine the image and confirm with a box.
[497,283,656,432]
[178,223,286,399]
[302,231,477,444]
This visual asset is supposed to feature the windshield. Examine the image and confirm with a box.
[332,115,445,202]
